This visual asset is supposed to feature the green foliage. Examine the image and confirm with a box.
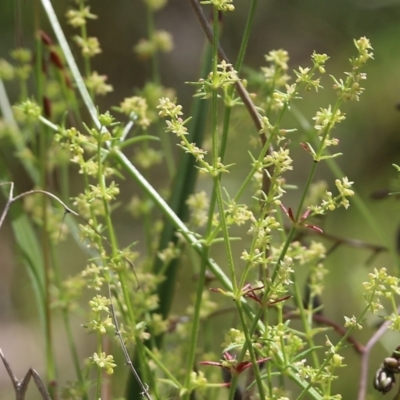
[0,1,399,400]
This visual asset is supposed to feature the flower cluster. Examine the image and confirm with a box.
[247,215,281,250]
[158,98,233,176]
[119,96,151,129]
[294,52,329,92]
[201,0,235,12]
[308,177,355,215]
[91,352,117,375]
[262,49,291,91]
[186,191,210,228]
[85,295,114,335]
[135,30,173,60]
[85,71,113,96]
[332,37,373,102]
[18,99,41,121]
[66,1,113,96]
[363,268,400,319]
[66,6,97,28]
[192,60,240,102]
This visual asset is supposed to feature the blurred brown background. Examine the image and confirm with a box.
[1,0,400,399]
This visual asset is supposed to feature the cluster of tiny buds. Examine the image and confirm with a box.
[374,346,400,394]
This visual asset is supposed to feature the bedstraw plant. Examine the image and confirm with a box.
[0,1,399,400]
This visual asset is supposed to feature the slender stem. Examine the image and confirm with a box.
[146,6,160,84]
[182,247,209,400]
[292,275,320,369]
[209,6,237,292]
[38,4,325,397]
[189,0,264,136]
[234,0,258,72]
[235,299,266,399]
[296,303,371,400]
[35,22,57,394]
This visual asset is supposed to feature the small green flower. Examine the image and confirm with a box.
[157,242,181,264]
[74,36,102,57]
[120,96,151,128]
[66,6,97,28]
[153,30,173,53]
[294,66,322,92]
[201,0,234,12]
[263,148,293,173]
[312,106,346,134]
[157,97,183,119]
[85,72,113,96]
[344,315,362,330]
[225,201,253,226]
[144,0,167,11]
[18,100,41,120]
[272,84,298,109]
[165,118,189,137]
[98,111,115,127]
[353,37,374,65]
[89,295,111,313]
[190,60,239,99]
[91,352,117,374]
[188,370,208,391]
[88,316,114,334]
[0,59,14,80]
[312,52,329,71]
[186,191,210,228]
[133,147,162,169]
[134,38,156,59]
[266,49,289,71]
[10,48,32,63]
[81,263,105,290]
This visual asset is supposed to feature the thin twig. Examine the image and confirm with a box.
[189,0,273,194]
[357,307,400,400]
[0,181,14,230]
[189,0,263,136]
[0,348,51,400]
[294,226,388,263]
[0,182,142,290]
[107,284,153,400]
[0,183,79,231]
[283,310,365,355]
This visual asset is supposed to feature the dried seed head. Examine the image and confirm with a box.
[374,367,396,394]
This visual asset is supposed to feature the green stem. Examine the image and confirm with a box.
[296,304,371,400]
[210,6,237,291]
[291,103,398,267]
[97,130,157,396]
[292,275,320,369]
[39,4,325,397]
[146,6,160,84]
[182,247,209,400]
[294,161,318,222]
[95,335,102,399]
[35,26,57,394]
[78,0,92,86]
[235,298,266,399]
[206,0,259,222]
[235,0,258,72]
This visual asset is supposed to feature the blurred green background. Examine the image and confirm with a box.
[1,0,400,399]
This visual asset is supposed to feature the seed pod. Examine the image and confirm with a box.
[42,96,51,119]
[373,367,396,394]
[50,50,64,70]
[370,189,390,200]
[391,346,400,360]
[38,30,53,46]
[383,357,400,373]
